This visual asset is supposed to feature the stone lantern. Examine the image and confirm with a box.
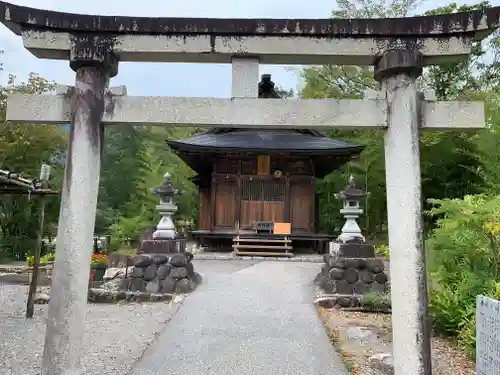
[335,175,368,243]
[152,172,183,240]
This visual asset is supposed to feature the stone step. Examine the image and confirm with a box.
[234,251,294,257]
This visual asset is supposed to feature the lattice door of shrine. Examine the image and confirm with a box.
[240,177,286,229]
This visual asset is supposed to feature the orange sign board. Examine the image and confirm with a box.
[273,222,291,235]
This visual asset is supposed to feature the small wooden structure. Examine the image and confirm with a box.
[167,75,364,255]
[0,169,56,196]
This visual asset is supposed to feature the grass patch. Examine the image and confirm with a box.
[360,291,391,311]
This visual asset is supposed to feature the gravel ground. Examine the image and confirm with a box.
[0,283,183,375]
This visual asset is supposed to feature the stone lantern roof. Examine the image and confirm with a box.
[338,175,367,201]
[152,173,182,198]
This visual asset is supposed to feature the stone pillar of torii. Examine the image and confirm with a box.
[1,2,498,375]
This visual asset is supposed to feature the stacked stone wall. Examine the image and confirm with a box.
[315,250,390,310]
[121,252,202,294]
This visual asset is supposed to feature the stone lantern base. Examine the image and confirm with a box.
[140,238,186,254]
[315,242,389,308]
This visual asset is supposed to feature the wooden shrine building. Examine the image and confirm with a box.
[167,75,364,255]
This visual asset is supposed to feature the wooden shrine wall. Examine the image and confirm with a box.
[199,155,316,233]
[198,187,211,230]
[290,178,314,232]
[214,175,237,228]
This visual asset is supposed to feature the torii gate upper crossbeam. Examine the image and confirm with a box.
[1,1,499,65]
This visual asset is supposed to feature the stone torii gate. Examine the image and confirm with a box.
[1,2,499,374]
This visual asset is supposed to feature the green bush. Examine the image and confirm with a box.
[425,194,500,357]
[361,291,391,310]
[375,244,390,260]
[26,252,55,267]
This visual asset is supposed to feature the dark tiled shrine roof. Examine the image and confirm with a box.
[167,128,362,154]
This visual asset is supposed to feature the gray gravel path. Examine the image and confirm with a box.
[129,259,347,375]
[0,283,182,375]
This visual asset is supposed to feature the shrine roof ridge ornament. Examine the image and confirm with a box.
[0,1,499,37]
[0,1,499,66]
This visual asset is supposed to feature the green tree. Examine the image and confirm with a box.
[103,126,202,245]
[300,0,495,237]
[0,73,67,259]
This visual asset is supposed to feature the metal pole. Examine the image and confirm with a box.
[41,65,109,375]
[375,50,432,375]
[26,164,51,319]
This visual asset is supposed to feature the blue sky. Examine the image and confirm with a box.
[0,0,497,97]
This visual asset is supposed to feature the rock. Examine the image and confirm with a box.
[335,280,353,294]
[313,273,324,285]
[130,266,144,278]
[328,268,344,280]
[130,278,147,293]
[146,278,161,293]
[132,254,154,267]
[157,264,172,280]
[353,280,368,294]
[359,269,374,284]
[34,293,50,304]
[366,258,385,273]
[186,262,195,277]
[321,277,336,294]
[343,268,359,284]
[174,278,193,294]
[346,258,359,269]
[170,266,188,280]
[134,292,151,302]
[153,254,169,265]
[170,253,188,267]
[374,272,388,284]
[119,279,131,290]
[188,279,197,291]
[323,254,331,264]
[102,279,122,292]
[369,353,394,375]
[327,257,337,268]
[143,265,158,281]
[88,288,118,303]
[103,267,125,281]
[357,258,366,269]
[193,272,203,285]
[314,296,337,309]
[115,291,126,301]
[160,276,176,293]
[338,296,352,307]
[321,264,330,275]
[333,258,347,269]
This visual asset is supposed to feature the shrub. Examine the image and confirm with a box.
[26,252,55,267]
[361,291,391,311]
[425,194,500,357]
[375,244,390,260]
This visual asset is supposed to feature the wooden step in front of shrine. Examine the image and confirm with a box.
[232,235,294,257]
